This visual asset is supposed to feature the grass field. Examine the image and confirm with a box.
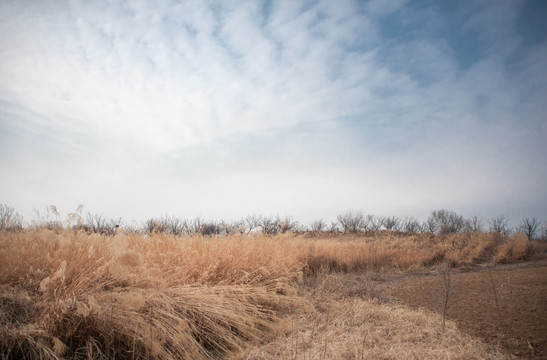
[2,228,545,359]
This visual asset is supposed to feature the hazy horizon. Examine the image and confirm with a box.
[1,0,546,226]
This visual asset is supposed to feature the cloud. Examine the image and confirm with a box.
[0,0,546,224]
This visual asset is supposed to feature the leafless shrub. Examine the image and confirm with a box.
[145,217,163,234]
[244,214,263,233]
[310,219,327,232]
[424,217,438,234]
[440,262,452,331]
[425,262,452,332]
[428,209,465,235]
[211,219,242,236]
[489,215,512,236]
[182,218,241,236]
[260,216,278,235]
[85,213,121,235]
[144,217,227,237]
[188,217,203,234]
[519,217,538,241]
[123,221,142,235]
[363,214,382,234]
[329,221,340,232]
[382,216,400,232]
[487,269,503,328]
[279,215,299,233]
[464,215,483,234]
[337,211,365,233]
[227,219,246,235]
[169,216,189,236]
[402,216,421,234]
[144,216,190,236]
[200,220,221,236]
[260,215,298,235]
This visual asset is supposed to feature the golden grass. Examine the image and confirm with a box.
[301,231,539,274]
[493,233,529,263]
[1,230,304,359]
[240,297,506,360]
[1,229,538,359]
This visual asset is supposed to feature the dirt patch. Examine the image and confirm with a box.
[379,260,547,359]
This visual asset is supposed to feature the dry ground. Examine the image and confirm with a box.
[379,259,547,359]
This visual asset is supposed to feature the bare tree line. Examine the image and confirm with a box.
[1,203,546,240]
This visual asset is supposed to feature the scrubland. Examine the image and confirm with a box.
[2,228,545,359]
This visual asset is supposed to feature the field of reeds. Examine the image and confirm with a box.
[2,218,546,359]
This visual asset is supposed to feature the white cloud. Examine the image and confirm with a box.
[0,0,546,224]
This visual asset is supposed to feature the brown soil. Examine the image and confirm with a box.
[379,259,547,359]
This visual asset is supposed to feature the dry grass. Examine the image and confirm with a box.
[301,232,542,275]
[1,230,304,359]
[240,297,506,360]
[2,229,540,359]
[241,269,507,359]
[493,233,529,263]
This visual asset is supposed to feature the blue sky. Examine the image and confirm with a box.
[1,0,546,226]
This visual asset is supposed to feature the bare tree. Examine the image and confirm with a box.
[244,214,263,233]
[260,216,278,235]
[402,216,421,234]
[231,219,247,234]
[145,216,188,236]
[123,220,142,235]
[145,218,161,234]
[440,262,452,331]
[277,215,299,234]
[464,215,483,234]
[199,220,220,236]
[310,219,326,232]
[337,211,365,233]
[428,209,465,235]
[519,217,538,241]
[489,215,512,236]
[217,219,235,236]
[168,216,189,236]
[425,262,452,332]
[188,217,203,234]
[424,217,438,234]
[383,216,401,232]
[363,214,382,233]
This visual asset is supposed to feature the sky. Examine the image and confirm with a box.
[1,0,546,227]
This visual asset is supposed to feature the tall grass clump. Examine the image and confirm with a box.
[0,204,24,231]
[0,229,305,359]
[493,232,529,263]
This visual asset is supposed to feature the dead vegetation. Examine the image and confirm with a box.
[240,297,505,360]
[1,230,304,359]
[1,228,544,359]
